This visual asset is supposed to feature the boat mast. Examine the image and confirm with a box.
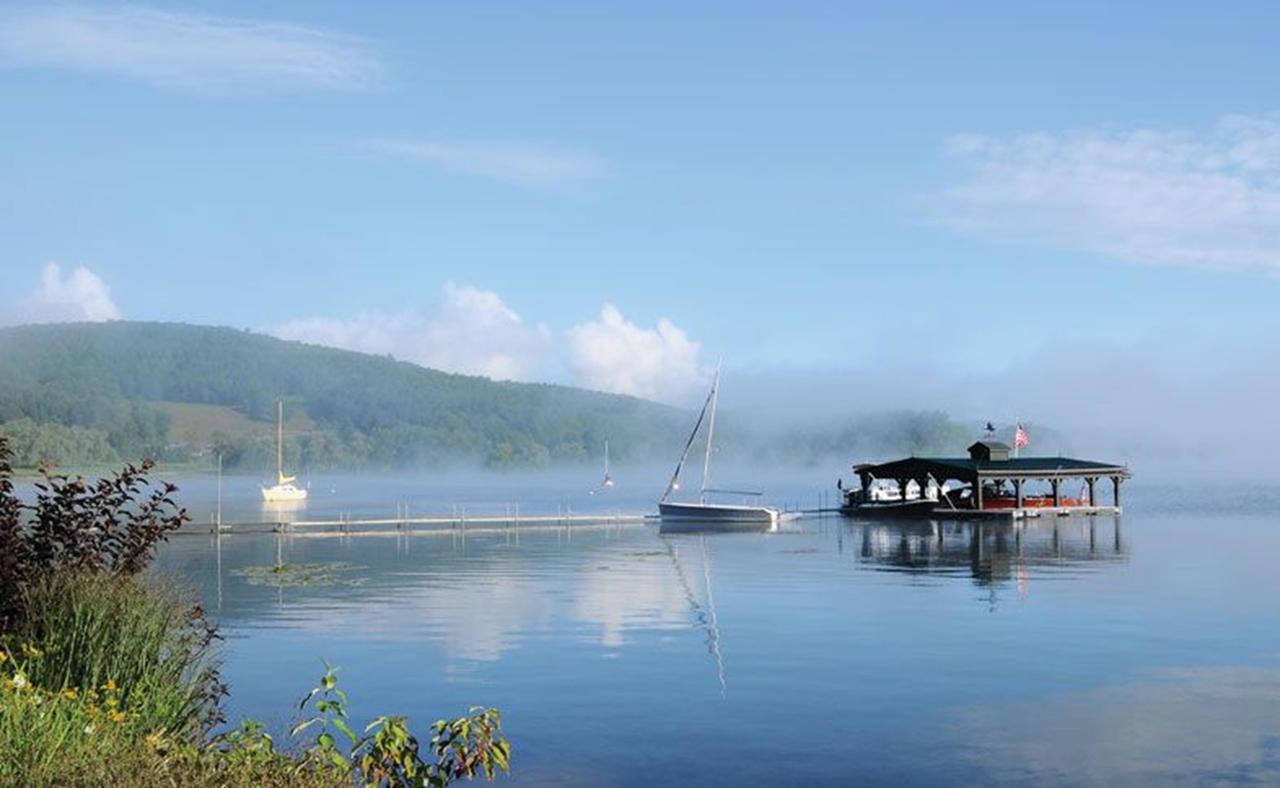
[604,439,610,476]
[276,400,284,485]
[661,377,717,503]
[700,363,721,503]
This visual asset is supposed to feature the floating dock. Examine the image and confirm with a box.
[200,510,653,536]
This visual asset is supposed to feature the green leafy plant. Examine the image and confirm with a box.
[292,662,359,771]
[0,436,189,631]
[292,664,512,787]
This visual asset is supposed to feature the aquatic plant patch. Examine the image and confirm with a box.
[232,562,367,588]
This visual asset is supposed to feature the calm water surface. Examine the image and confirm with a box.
[153,473,1280,785]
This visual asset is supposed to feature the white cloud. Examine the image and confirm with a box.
[272,282,552,381]
[940,114,1280,273]
[1,262,120,325]
[365,139,604,185]
[567,304,708,403]
[0,5,381,92]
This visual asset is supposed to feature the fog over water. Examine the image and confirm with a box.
[727,338,1280,482]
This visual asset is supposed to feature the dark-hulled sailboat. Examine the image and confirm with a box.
[658,365,779,529]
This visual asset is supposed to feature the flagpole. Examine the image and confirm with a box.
[1014,416,1020,458]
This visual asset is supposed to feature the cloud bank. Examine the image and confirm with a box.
[0,5,381,92]
[567,304,709,402]
[366,139,604,185]
[272,283,553,381]
[275,290,707,402]
[0,262,120,325]
[940,114,1280,273]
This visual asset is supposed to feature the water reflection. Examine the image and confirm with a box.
[657,520,778,535]
[855,518,1126,584]
[953,663,1280,785]
[660,536,728,696]
[156,509,1280,786]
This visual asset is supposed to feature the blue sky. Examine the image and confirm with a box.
[2,2,1279,410]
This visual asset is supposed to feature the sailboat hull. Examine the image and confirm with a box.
[261,483,307,503]
[658,501,779,527]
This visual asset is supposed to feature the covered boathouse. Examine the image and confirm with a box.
[848,441,1131,519]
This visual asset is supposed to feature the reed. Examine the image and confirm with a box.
[6,573,223,740]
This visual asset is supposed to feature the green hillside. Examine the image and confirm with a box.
[0,321,684,471]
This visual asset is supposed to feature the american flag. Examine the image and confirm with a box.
[1014,422,1029,449]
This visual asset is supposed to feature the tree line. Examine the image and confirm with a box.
[0,322,683,470]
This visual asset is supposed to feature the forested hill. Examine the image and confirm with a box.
[0,321,685,470]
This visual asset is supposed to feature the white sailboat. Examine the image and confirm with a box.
[261,400,307,503]
[658,365,778,527]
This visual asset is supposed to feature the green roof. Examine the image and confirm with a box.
[856,455,1129,481]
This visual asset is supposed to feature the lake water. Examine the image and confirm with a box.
[152,472,1280,785]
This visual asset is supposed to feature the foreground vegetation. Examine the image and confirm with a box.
[0,438,510,786]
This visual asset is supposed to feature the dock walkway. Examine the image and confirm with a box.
[196,511,654,536]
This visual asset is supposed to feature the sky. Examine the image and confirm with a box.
[2,2,1279,450]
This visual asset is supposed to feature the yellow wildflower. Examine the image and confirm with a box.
[145,731,167,751]
[105,697,119,709]
[20,644,42,658]
[103,680,118,692]
[108,710,127,723]
[61,687,79,700]
[0,651,8,664]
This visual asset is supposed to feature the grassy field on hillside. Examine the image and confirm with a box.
[152,402,311,446]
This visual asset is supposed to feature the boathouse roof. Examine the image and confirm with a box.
[854,454,1129,484]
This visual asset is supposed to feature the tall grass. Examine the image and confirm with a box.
[5,573,222,739]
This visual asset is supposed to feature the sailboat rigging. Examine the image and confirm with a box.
[261,400,307,503]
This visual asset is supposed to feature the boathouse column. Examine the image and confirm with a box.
[1014,478,1023,508]
[1051,478,1061,507]
[1112,476,1122,508]
[1086,477,1096,507]
[975,476,984,510]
